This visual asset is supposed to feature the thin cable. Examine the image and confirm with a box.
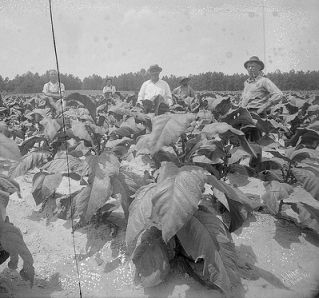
[262,0,266,72]
[48,0,83,297]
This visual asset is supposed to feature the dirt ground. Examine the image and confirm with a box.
[1,175,319,298]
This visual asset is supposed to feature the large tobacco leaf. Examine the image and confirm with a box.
[292,168,319,200]
[32,172,63,205]
[39,117,61,140]
[70,120,92,142]
[132,227,170,288]
[126,183,159,245]
[9,150,51,178]
[0,219,35,287]
[206,175,259,231]
[73,151,120,221]
[261,181,294,215]
[126,163,207,244]
[177,207,241,296]
[220,107,255,129]
[41,154,87,176]
[135,113,195,155]
[152,165,207,242]
[201,122,256,158]
[0,133,21,161]
[65,93,97,123]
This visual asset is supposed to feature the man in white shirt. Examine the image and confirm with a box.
[137,64,172,107]
[102,78,116,98]
[43,69,65,99]
[42,69,65,114]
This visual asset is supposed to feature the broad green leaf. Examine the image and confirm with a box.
[0,174,20,196]
[206,175,260,231]
[32,172,63,205]
[0,190,9,221]
[118,167,153,197]
[206,175,260,210]
[202,122,242,138]
[136,113,195,155]
[41,155,86,176]
[132,227,170,288]
[228,147,250,164]
[110,176,130,219]
[84,152,120,221]
[9,150,51,178]
[0,133,21,161]
[288,148,319,163]
[156,161,180,183]
[221,107,256,129]
[126,183,157,245]
[177,208,241,295]
[19,136,47,156]
[39,117,61,140]
[288,128,319,148]
[71,120,92,142]
[152,165,207,242]
[0,221,34,287]
[201,122,256,158]
[281,202,319,234]
[110,126,136,139]
[193,139,226,164]
[292,168,319,201]
[208,96,232,116]
[72,186,92,219]
[65,93,97,122]
[261,181,294,215]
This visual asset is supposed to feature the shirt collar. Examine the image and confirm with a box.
[246,74,263,83]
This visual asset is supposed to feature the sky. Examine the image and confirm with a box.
[0,0,318,79]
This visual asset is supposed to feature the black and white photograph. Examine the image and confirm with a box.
[0,0,319,297]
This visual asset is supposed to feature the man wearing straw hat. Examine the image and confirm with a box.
[241,56,283,115]
[137,64,172,107]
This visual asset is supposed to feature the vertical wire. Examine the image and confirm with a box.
[262,0,267,72]
[48,0,83,297]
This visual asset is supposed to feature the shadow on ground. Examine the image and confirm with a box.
[236,244,290,290]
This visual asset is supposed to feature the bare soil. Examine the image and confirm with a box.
[1,176,319,298]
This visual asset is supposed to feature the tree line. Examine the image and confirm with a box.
[1,69,319,94]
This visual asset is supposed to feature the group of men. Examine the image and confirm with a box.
[42,56,283,115]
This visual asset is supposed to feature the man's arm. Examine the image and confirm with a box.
[189,86,195,98]
[257,78,283,113]
[137,82,146,105]
[164,82,173,106]
[43,83,65,99]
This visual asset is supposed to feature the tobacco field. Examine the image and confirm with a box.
[0,90,319,298]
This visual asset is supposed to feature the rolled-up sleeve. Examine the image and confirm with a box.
[42,83,48,94]
[137,82,146,104]
[164,82,173,106]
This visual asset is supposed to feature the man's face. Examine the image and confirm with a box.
[106,80,112,86]
[150,72,160,82]
[49,71,58,83]
[246,62,261,78]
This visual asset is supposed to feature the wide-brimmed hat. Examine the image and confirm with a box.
[148,64,162,74]
[244,56,264,70]
[179,76,190,83]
